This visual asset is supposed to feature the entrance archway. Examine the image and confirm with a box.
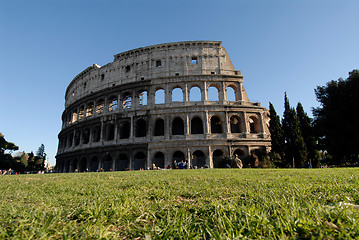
[192,150,206,168]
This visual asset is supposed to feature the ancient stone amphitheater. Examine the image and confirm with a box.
[56,41,270,172]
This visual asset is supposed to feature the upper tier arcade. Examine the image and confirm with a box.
[65,41,246,107]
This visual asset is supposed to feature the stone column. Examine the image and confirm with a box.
[203,81,208,102]
[100,120,104,142]
[185,114,190,138]
[184,84,189,102]
[114,120,118,141]
[225,111,230,134]
[165,115,170,140]
[243,112,249,136]
[219,82,225,103]
[208,146,213,168]
[130,117,134,139]
[204,111,210,137]
[187,148,191,168]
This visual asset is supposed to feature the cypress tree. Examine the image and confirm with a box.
[296,103,319,167]
[268,102,285,166]
[282,93,307,167]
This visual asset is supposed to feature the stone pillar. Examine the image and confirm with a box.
[165,115,170,140]
[204,82,208,101]
[148,89,154,106]
[225,112,230,134]
[243,112,249,135]
[184,84,189,102]
[132,90,137,110]
[100,120,104,142]
[204,111,210,137]
[114,121,118,141]
[187,148,191,168]
[219,82,225,103]
[79,130,83,146]
[260,112,266,134]
[71,130,75,148]
[208,146,213,168]
[185,114,190,138]
[130,117,134,139]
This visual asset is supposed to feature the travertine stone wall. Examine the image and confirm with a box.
[56,41,270,172]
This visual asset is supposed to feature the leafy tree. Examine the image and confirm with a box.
[296,103,320,167]
[313,69,359,165]
[282,93,307,167]
[0,133,18,155]
[0,133,19,169]
[268,102,286,167]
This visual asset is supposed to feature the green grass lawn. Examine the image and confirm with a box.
[1,168,359,239]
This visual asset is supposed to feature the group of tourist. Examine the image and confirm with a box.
[1,169,14,175]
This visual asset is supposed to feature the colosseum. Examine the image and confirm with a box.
[56,41,271,172]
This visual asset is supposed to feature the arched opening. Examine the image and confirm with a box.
[172,87,183,102]
[92,126,101,142]
[122,94,132,109]
[86,102,94,117]
[67,133,73,147]
[213,149,225,168]
[64,160,70,173]
[249,116,260,133]
[172,117,184,135]
[154,118,165,136]
[72,110,78,123]
[191,117,203,134]
[134,152,146,170]
[192,150,206,168]
[105,123,115,141]
[103,155,112,171]
[72,158,78,172]
[80,157,87,172]
[66,115,71,125]
[208,86,219,101]
[233,149,245,159]
[139,91,147,106]
[190,86,201,102]
[90,156,99,172]
[74,131,80,146]
[109,96,118,111]
[96,99,105,114]
[79,106,85,120]
[226,86,236,101]
[59,137,65,150]
[211,116,222,133]
[117,154,129,171]
[173,151,185,168]
[119,121,130,139]
[230,116,242,133]
[155,89,165,104]
[153,152,165,169]
[136,119,147,137]
[82,128,90,144]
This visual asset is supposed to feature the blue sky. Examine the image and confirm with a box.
[1,0,358,166]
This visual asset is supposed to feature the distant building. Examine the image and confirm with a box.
[56,41,271,172]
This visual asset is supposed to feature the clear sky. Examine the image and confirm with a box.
[1,0,358,166]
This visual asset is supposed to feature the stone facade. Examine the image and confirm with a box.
[56,41,271,172]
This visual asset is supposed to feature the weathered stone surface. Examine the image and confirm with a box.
[56,41,271,172]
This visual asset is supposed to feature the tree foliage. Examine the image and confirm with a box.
[281,93,308,168]
[0,132,45,172]
[268,102,285,166]
[313,69,359,165]
[36,144,46,159]
[297,103,320,167]
[0,133,19,169]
